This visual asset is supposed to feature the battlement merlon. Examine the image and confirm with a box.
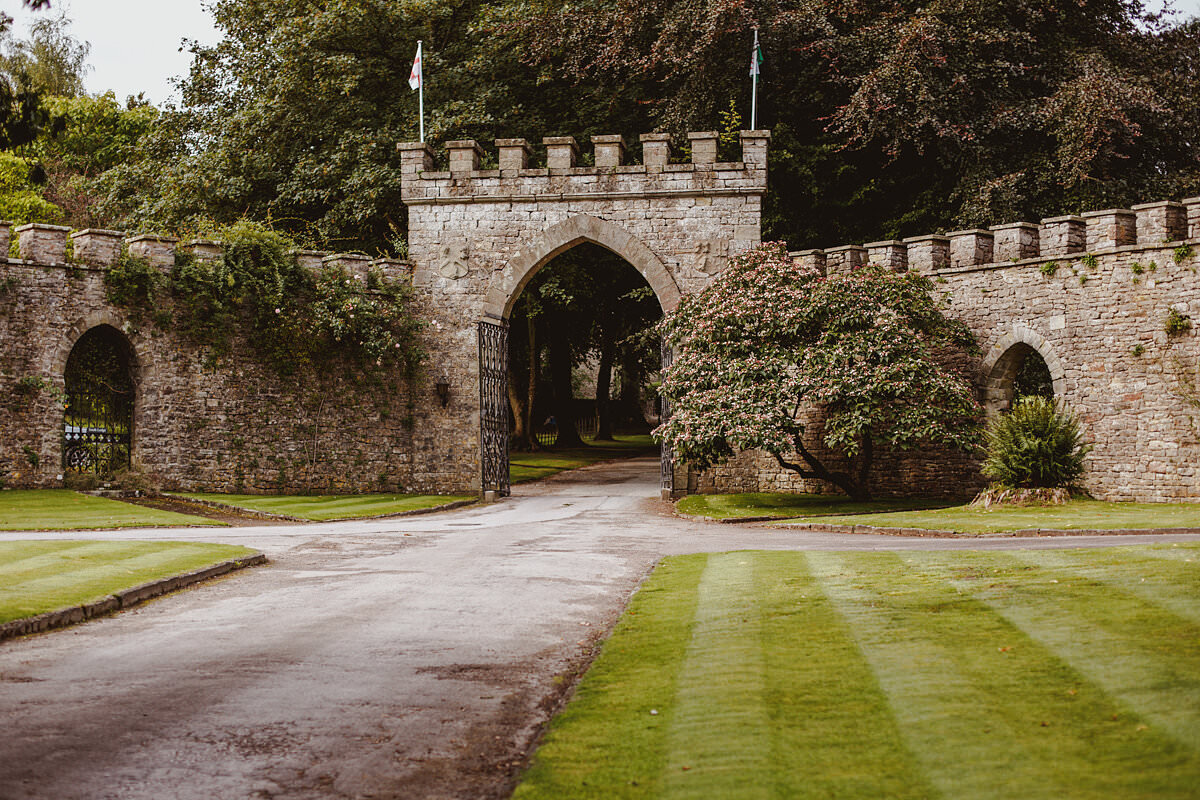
[396,131,770,206]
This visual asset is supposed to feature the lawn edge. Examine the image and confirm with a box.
[0,551,268,643]
[163,494,477,522]
[675,504,958,525]
[772,521,1200,537]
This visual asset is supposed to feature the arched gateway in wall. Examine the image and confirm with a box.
[398,131,770,496]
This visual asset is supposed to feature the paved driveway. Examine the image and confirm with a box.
[2,458,1197,799]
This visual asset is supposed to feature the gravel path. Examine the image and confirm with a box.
[2,457,1196,800]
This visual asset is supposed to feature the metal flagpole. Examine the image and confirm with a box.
[417,40,425,143]
[750,28,760,130]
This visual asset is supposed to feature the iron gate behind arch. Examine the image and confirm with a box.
[63,389,132,475]
[478,320,510,496]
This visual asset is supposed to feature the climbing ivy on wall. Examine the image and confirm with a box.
[105,220,422,378]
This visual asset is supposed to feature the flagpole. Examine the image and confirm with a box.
[750,28,759,130]
[417,40,425,143]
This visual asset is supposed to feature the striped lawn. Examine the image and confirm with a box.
[173,492,475,521]
[515,545,1200,799]
[0,489,221,530]
[0,540,257,623]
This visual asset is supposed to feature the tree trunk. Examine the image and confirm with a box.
[594,330,617,441]
[548,326,585,448]
[507,315,540,451]
[524,315,540,448]
[617,349,650,428]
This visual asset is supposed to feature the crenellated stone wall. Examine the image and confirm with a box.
[700,198,1200,501]
[6,126,1200,502]
[397,131,771,493]
[0,224,418,493]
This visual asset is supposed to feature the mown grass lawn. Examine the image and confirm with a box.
[516,546,1200,799]
[798,498,1200,533]
[173,492,475,521]
[677,492,954,520]
[0,489,222,531]
[0,540,257,623]
[511,435,658,483]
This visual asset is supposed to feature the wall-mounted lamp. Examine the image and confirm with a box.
[435,378,451,408]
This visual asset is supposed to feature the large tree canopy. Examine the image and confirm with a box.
[18,0,1200,254]
[656,243,982,499]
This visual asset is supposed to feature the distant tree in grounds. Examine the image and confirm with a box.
[656,243,982,500]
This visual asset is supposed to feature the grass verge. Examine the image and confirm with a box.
[0,490,222,531]
[0,540,257,623]
[172,492,476,521]
[677,492,953,520]
[511,435,658,483]
[796,498,1200,533]
[515,546,1200,799]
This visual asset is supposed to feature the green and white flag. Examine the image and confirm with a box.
[750,32,764,76]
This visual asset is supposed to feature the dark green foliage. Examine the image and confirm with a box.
[104,253,162,309]
[1165,307,1192,336]
[105,220,422,377]
[1012,352,1054,401]
[981,397,1091,489]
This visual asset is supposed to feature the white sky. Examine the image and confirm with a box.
[3,0,1200,108]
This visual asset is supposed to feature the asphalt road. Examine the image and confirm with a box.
[2,457,1197,800]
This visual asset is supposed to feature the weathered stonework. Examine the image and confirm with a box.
[5,125,1200,503]
[0,227,418,493]
[397,130,770,493]
[718,200,1200,501]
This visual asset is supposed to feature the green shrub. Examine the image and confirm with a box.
[981,396,1091,489]
[1166,307,1192,336]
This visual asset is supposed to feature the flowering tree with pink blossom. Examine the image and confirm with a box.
[656,242,982,500]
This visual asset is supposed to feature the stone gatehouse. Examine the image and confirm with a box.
[2,128,1200,501]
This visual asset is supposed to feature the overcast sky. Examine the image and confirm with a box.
[5,0,1200,107]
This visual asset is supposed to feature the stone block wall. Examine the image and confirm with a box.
[398,130,771,493]
[734,197,1200,501]
[0,228,421,493]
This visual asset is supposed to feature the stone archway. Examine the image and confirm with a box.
[980,323,1067,414]
[399,130,768,496]
[481,215,682,322]
[477,219,681,497]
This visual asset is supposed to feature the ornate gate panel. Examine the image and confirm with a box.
[63,389,132,475]
[478,320,510,496]
[660,340,675,498]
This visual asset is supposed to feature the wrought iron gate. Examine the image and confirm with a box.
[63,389,132,475]
[660,340,675,497]
[478,320,511,496]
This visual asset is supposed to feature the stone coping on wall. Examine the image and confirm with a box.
[792,196,1200,275]
[396,130,771,205]
[0,226,414,276]
[929,236,1200,277]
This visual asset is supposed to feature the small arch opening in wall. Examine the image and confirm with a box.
[985,342,1057,415]
[62,325,137,477]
